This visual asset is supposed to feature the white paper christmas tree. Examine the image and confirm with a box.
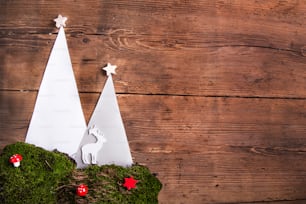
[73,63,133,168]
[25,15,87,156]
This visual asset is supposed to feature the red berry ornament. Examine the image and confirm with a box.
[76,184,88,196]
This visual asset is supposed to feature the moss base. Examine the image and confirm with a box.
[0,142,162,204]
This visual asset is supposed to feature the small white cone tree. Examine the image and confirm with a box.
[73,63,133,168]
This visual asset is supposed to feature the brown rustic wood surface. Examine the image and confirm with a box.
[1,0,306,203]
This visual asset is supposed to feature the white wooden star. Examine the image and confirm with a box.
[54,14,67,28]
[102,63,117,76]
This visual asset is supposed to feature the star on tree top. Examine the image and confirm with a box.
[102,63,117,76]
[54,14,67,28]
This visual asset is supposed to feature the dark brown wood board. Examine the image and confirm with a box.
[1,0,306,203]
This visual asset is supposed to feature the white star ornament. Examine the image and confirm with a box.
[54,14,67,28]
[102,63,117,76]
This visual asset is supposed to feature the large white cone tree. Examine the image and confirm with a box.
[26,15,87,156]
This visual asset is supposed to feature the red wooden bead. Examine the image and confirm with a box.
[76,184,88,196]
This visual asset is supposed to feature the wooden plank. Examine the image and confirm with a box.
[240,201,306,204]
[1,91,306,203]
[1,1,306,97]
[2,34,306,98]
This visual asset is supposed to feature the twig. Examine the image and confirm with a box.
[45,160,53,170]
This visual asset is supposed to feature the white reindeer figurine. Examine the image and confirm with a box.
[81,125,107,164]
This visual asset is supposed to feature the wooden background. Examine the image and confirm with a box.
[1,0,306,203]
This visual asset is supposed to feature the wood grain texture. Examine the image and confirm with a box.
[1,1,306,97]
[1,91,306,203]
[1,0,306,203]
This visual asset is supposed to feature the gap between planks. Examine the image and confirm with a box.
[1,89,306,101]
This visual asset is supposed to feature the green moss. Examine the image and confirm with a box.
[58,165,162,203]
[0,142,74,204]
[0,142,162,204]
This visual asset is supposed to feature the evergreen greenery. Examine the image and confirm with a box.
[0,142,162,204]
